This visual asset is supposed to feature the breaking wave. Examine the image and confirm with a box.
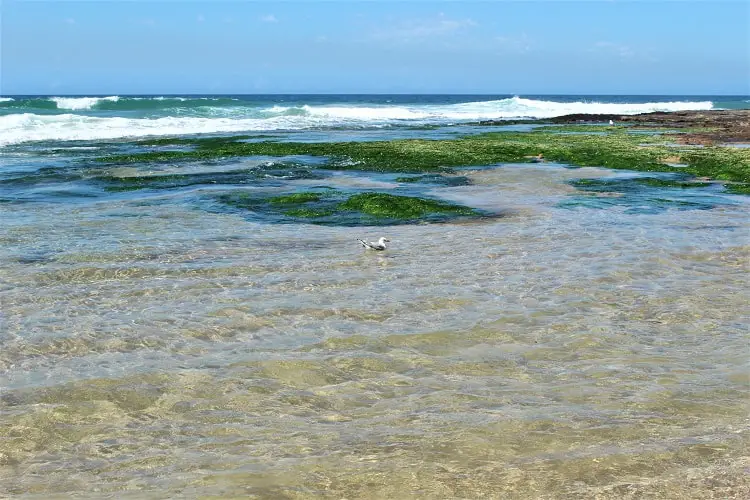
[50,96,121,110]
[0,95,717,146]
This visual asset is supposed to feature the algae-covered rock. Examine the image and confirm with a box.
[283,208,335,218]
[268,192,322,205]
[338,193,476,219]
[725,183,750,195]
[213,190,479,224]
[95,120,750,187]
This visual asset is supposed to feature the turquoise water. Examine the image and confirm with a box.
[1,95,749,498]
[2,94,745,146]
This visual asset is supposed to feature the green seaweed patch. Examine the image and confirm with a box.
[678,148,750,182]
[651,198,716,209]
[213,190,479,224]
[215,192,262,210]
[215,190,337,219]
[95,138,478,173]
[636,178,711,189]
[100,173,191,192]
[96,129,750,183]
[338,192,476,219]
[724,183,750,195]
[570,177,711,193]
[97,164,323,193]
[284,208,335,218]
[470,131,749,181]
[268,192,322,205]
[104,184,153,193]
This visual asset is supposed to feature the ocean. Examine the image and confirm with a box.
[2,94,748,146]
[1,94,748,498]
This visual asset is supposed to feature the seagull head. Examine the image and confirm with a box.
[379,237,390,244]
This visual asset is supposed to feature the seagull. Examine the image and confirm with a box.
[608,119,615,125]
[358,237,390,251]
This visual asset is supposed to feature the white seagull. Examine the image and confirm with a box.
[358,237,390,251]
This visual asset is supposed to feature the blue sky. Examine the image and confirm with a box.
[2,0,748,95]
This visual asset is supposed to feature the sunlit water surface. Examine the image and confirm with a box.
[1,140,749,498]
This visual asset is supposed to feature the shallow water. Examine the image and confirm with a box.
[1,134,749,498]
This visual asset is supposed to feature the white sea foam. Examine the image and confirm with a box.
[0,113,332,146]
[263,97,713,122]
[50,96,120,110]
[151,96,237,101]
[303,104,429,120]
[471,97,714,118]
[265,105,293,113]
[1,97,715,146]
[0,97,14,102]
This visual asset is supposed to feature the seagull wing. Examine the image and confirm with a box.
[358,239,386,250]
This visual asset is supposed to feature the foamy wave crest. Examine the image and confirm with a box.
[0,112,336,146]
[0,97,717,146]
[303,105,430,120]
[50,96,120,110]
[0,97,14,102]
[151,96,238,101]
[262,97,714,122]
[480,97,714,119]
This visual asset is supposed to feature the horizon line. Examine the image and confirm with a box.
[2,92,748,97]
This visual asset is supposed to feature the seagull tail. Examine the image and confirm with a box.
[357,239,368,248]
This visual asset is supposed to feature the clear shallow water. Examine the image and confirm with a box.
[1,101,749,497]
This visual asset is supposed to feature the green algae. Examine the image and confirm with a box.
[283,208,335,218]
[270,192,333,218]
[97,164,322,193]
[95,137,498,172]
[570,177,712,193]
[636,178,712,189]
[338,193,476,219]
[724,183,750,195]
[95,127,750,187]
[217,190,331,212]
[268,192,322,205]
[100,173,192,192]
[677,148,750,182]
[213,190,478,223]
